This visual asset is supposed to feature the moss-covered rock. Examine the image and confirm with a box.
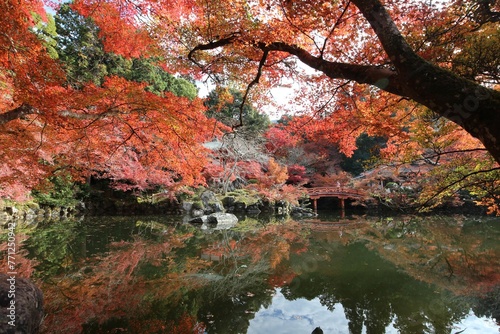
[200,190,224,213]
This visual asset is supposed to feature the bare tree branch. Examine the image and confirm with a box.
[234,49,269,129]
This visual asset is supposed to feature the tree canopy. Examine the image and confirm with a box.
[167,0,500,157]
[1,0,500,209]
[0,0,218,199]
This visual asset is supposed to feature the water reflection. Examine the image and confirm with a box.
[281,241,474,333]
[1,214,498,333]
[249,289,499,334]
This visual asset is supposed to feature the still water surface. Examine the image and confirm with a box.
[8,214,500,333]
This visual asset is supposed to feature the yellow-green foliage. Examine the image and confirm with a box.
[221,189,260,206]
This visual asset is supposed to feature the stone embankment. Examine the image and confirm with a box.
[182,190,316,229]
[0,189,315,227]
[0,201,85,227]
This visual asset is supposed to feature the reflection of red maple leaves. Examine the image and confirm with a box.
[169,313,207,334]
[39,231,210,334]
[129,313,206,334]
[0,234,38,278]
[267,269,297,288]
[38,221,309,333]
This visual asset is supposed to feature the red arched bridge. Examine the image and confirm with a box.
[306,187,366,211]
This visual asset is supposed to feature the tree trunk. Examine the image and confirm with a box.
[350,0,500,163]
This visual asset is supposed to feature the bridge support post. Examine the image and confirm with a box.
[312,198,317,212]
[340,198,345,218]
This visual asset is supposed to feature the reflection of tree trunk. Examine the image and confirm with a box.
[343,303,364,334]
[444,257,454,278]
[78,235,87,259]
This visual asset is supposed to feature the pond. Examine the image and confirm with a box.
[2,213,500,333]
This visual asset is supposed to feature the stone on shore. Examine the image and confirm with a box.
[189,212,238,230]
[0,273,44,334]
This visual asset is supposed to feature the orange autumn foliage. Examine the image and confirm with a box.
[0,0,222,199]
[150,0,500,169]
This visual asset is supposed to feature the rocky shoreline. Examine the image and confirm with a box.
[0,200,87,227]
[0,189,316,227]
[182,190,316,219]
[1,187,488,228]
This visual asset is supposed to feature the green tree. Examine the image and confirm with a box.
[205,88,271,136]
[32,13,59,59]
[341,133,387,176]
[32,174,85,207]
[125,59,197,99]
[55,4,121,87]
[54,4,197,99]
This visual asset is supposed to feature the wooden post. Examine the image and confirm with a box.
[313,198,317,212]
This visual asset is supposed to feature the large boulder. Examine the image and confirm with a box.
[189,212,238,230]
[208,212,238,226]
[0,274,44,333]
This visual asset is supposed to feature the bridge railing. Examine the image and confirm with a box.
[305,187,365,198]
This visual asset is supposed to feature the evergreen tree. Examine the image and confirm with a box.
[205,88,270,136]
[54,4,197,99]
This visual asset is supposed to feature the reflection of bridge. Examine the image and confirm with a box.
[306,187,365,212]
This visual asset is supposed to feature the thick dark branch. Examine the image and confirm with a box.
[187,35,237,58]
[0,104,38,125]
[189,36,402,96]
[260,41,402,95]
[473,0,500,25]
[187,33,240,69]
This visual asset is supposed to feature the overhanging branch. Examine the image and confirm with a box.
[188,36,403,97]
[0,104,38,125]
[187,33,240,72]
[260,41,402,95]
